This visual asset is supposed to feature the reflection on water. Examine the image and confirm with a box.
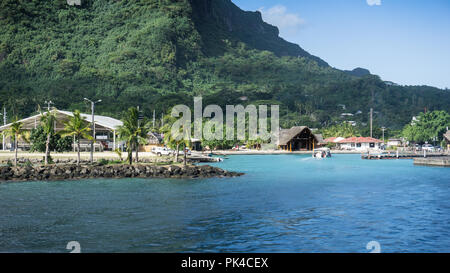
[0,154,449,252]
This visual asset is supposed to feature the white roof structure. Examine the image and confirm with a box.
[0,109,123,132]
[333,137,345,143]
[58,110,123,130]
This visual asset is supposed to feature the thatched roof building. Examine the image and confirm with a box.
[278,126,325,151]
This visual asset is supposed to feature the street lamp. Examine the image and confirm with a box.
[44,100,54,112]
[381,127,386,143]
[84,98,102,163]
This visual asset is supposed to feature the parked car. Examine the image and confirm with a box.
[414,144,422,151]
[151,147,173,156]
[177,148,192,156]
[422,144,435,152]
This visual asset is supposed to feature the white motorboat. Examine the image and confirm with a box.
[313,148,332,159]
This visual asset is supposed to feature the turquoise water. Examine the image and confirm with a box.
[0,154,449,253]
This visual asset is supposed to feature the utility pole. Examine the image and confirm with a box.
[137,106,141,128]
[1,107,6,151]
[136,106,144,163]
[381,127,386,143]
[153,110,155,129]
[370,108,373,138]
[84,98,101,163]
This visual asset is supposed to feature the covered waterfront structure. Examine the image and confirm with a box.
[0,109,123,151]
[278,126,325,151]
[444,130,450,150]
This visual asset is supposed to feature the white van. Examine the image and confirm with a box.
[151,147,173,156]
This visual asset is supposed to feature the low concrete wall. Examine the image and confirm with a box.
[414,157,450,167]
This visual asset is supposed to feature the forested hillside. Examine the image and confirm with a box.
[0,0,448,129]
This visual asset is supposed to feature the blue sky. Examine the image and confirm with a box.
[232,0,450,89]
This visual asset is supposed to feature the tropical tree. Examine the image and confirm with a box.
[136,122,150,162]
[322,123,360,138]
[29,126,72,153]
[402,110,450,144]
[117,107,148,164]
[40,110,56,165]
[59,110,92,165]
[161,114,190,165]
[2,118,28,166]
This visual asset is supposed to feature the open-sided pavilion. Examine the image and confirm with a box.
[0,109,123,151]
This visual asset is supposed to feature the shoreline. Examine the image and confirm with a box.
[0,164,244,183]
[210,150,363,155]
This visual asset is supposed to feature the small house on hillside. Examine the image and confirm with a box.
[67,0,81,6]
[278,126,325,151]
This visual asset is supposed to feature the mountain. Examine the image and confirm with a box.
[345,68,371,77]
[0,0,448,130]
[189,0,328,66]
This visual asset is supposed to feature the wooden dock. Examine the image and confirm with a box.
[362,152,447,160]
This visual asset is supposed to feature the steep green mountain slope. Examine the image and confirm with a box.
[0,0,448,129]
[188,0,328,66]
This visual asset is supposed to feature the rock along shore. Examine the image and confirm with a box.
[0,164,244,182]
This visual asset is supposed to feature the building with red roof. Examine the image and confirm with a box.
[338,137,384,151]
[324,137,346,143]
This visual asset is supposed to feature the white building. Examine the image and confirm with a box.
[67,0,81,6]
[387,138,403,147]
[338,137,383,151]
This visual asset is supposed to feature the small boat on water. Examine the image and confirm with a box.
[313,148,332,159]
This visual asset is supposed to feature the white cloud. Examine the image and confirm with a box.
[367,0,382,6]
[258,5,305,36]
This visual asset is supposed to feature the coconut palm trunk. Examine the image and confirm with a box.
[127,144,133,165]
[14,134,18,167]
[45,133,51,165]
[135,141,139,163]
[77,138,81,165]
[183,146,187,166]
[175,143,180,163]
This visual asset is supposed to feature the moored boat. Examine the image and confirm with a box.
[313,148,332,158]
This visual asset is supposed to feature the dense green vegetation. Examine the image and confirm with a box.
[1,0,449,132]
[402,110,450,145]
[29,125,72,153]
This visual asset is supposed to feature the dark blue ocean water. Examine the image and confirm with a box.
[0,154,449,253]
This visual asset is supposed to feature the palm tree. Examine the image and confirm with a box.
[3,118,28,166]
[162,118,190,165]
[40,110,56,165]
[59,110,92,165]
[136,121,150,163]
[117,107,148,164]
